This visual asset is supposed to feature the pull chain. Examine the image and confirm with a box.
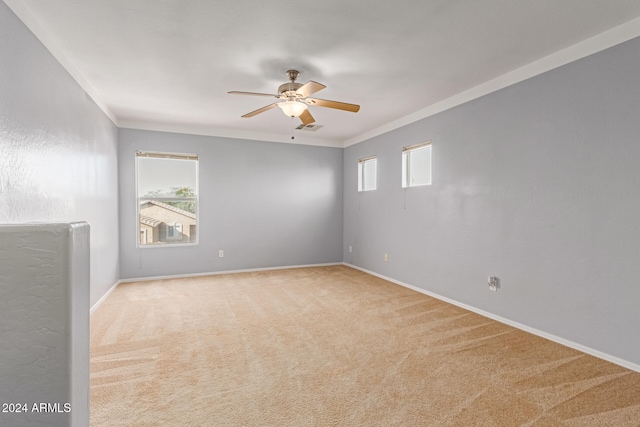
[291,117,295,140]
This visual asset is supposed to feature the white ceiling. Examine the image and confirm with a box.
[6,0,640,147]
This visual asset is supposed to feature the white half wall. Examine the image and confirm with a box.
[0,223,90,427]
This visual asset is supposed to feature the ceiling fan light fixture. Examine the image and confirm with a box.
[278,100,307,117]
[230,70,359,125]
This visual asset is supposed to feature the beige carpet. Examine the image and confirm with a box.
[90,266,640,426]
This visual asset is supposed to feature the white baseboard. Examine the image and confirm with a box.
[90,280,121,315]
[118,262,343,284]
[93,263,342,313]
[343,263,640,374]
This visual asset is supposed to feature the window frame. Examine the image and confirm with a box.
[358,155,377,192]
[135,151,199,248]
[402,141,432,188]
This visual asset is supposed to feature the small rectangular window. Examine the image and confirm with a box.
[358,156,377,192]
[136,151,198,247]
[402,142,431,188]
[166,222,183,241]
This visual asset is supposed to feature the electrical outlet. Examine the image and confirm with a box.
[384,253,389,262]
[488,276,498,292]
[349,246,352,253]
[218,250,224,258]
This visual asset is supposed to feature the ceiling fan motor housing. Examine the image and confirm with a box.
[278,82,303,97]
[279,69,303,98]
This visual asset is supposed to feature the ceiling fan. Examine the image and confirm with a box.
[228,70,360,126]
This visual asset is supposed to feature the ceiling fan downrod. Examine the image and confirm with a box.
[286,69,300,83]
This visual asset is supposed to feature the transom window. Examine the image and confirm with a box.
[136,151,199,247]
[402,142,432,188]
[358,156,377,192]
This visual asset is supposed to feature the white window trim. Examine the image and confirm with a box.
[135,151,199,248]
[358,155,377,192]
[402,141,432,188]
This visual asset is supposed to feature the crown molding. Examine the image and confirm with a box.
[343,16,640,148]
[118,119,344,148]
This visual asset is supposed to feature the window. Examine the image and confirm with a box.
[402,142,431,188]
[136,151,198,246]
[358,156,377,192]
[166,223,183,241]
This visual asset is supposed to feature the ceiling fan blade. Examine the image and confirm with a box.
[299,109,315,125]
[307,98,360,113]
[241,102,279,118]
[296,81,326,98]
[228,91,278,97]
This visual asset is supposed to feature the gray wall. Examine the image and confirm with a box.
[0,3,120,308]
[344,37,640,366]
[119,129,343,279]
